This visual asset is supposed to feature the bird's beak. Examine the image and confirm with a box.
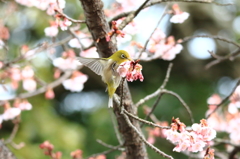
[128,57,133,61]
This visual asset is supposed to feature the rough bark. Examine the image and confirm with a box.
[0,141,17,159]
[79,0,117,58]
[79,0,148,158]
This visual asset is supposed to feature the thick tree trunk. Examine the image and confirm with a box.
[79,0,148,158]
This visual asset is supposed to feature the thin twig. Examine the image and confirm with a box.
[162,89,194,124]
[122,111,173,159]
[138,4,169,60]
[206,79,240,119]
[135,63,173,107]
[120,78,125,113]
[180,35,240,48]
[140,93,164,127]
[110,0,231,22]
[4,117,20,144]
[96,139,124,151]
[118,0,150,30]
[109,110,123,145]
[54,9,86,23]
[2,70,73,102]
[123,109,170,129]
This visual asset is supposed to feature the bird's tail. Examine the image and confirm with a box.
[108,97,113,108]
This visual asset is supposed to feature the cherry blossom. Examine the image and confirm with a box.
[21,66,34,79]
[45,88,55,99]
[170,4,190,24]
[165,118,216,153]
[70,149,83,159]
[228,85,240,114]
[15,0,66,15]
[53,50,80,70]
[153,36,183,61]
[13,99,32,110]
[22,78,37,92]
[62,71,88,92]
[56,16,72,31]
[80,47,99,58]
[44,25,59,37]
[106,21,125,42]
[2,107,21,121]
[68,31,93,49]
[117,61,144,82]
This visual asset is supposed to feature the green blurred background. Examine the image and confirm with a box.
[0,0,240,158]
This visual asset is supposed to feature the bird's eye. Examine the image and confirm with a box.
[121,54,126,59]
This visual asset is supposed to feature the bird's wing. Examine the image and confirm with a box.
[77,57,107,76]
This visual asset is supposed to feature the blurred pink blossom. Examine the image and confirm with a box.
[16,99,33,110]
[44,26,59,37]
[9,67,22,81]
[228,85,240,114]
[80,47,99,58]
[68,31,92,49]
[22,78,37,92]
[2,107,21,121]
[170,4,189,24]
[21,66,34,79]
[62,71,88,92]
[45,88,55,99]
[53,57,79,70]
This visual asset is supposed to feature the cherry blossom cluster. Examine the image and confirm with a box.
[207,86,240,145]
[0,65,37,92]
[106,21,125,42]
[169,4,190,24]
[0,100,32,126]
[39,141,62,159]
[44,17,72,37]
[15,0,66,16]
[117,60,144,82]
[15,0,72,37]
[40,141,106,159]
[105,0,145,17]
[148,29,183,61]
[165,118,216,154]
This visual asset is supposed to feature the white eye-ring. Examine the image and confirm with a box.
[121,54,125,58]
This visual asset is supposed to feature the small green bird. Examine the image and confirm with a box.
[77,50,132,108]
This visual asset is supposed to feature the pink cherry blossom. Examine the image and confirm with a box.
[154,36,183,61]
[53,57,79,70]
[151,28,166,42]
[21,66,34,79]
[62,71,88,92]
[117,61,144,82]
[2,107,21,120]
[45,88,55,99]
[56,17,72,31]
[170,4,189,24]
[9,67,22,81]
[166,118,216,154]
[70,31,93,48]
[15,99,33,110]
[228,85,240,114]
[44,26,59,37]
[170,12,189,24]
[22,78,37,92]
[80,47,99,58]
